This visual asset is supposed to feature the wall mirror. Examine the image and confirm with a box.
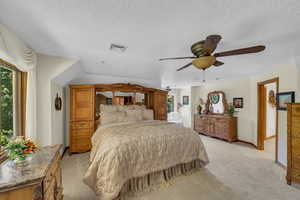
[114,91,145,105]
[206,91,228,114]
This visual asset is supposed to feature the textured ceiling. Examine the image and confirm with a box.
[1,0,300,87]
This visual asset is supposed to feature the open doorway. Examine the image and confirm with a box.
[257,77,279,161]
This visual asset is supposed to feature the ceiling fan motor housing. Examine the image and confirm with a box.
[191,41,208,57]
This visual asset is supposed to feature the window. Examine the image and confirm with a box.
[0,65,14,137]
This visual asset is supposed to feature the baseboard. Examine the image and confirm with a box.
[276,161,287,169]
[62,146,69,158]
[265,135,276,140]
[236,140,257,149]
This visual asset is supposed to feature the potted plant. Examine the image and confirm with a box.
[197,104,202,114]
[4,137,37,166]
[228,103,235,116]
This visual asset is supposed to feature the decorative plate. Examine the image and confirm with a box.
[55,93,62,111]
[210,94,220,104]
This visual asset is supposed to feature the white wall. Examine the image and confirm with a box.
[265,83,276,138]
[178,88,191,127]
[51,82,65,147]
[36,53,79,146]
[191,63,300,166]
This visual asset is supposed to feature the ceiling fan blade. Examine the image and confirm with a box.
[159,56,197,61]
[214,45,265,57]
[176,62,193,71]
[213,60,224,67]
[203,35,222,54]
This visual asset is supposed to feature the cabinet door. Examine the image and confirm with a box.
[70,129,92,152]
[194,116,205,132]
[154,93,167,120]
[71,88,95,121]
[214,119,229,138]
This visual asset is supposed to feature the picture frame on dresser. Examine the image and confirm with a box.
[276,91,295,110]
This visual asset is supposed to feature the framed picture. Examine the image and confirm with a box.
[233,97,243,108]
[276,92,295,110]
[182,96,189,105]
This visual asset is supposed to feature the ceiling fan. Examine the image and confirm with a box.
[159,35,266,74]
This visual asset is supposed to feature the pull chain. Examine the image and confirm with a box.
[202,69,206,82]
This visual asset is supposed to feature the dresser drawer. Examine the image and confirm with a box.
[44,179,55,200]
[71,128,93,137]
[43,154,60,193]
[71,121,93,129]
[291,168,300,183]
[291,105,300,118]
[292,137,300,157]
[71,138,91,152]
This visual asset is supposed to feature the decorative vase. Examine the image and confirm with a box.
[11,157,29,168]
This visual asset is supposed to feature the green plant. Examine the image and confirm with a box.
[0,134,9,146]
[228,103,235,116]
[0,66,14,136]
[197,104,202,114]
[4,137,37,161]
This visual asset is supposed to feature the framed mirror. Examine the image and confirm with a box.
[205,91,228,114]
[114,91,145,105]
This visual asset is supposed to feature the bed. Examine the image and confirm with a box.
[83,105,209,200]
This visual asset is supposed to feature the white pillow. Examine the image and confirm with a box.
[100,104,118,112]
[117,105,135,112]
[143,109,154,120]
[132,105,147,110]
[100,111,126,125]
[125,109,142,122]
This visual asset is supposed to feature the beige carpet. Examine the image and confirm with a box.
[61,135,300,200]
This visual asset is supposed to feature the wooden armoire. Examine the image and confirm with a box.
[69,83,168,153]
[287,103,300,185]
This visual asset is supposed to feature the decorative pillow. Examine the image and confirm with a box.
[100,111,126,125]
[100,104,118,112]
[143,109,154,120]
[117,105,135,111]
[125,109,142,122]
[132,105,147,110]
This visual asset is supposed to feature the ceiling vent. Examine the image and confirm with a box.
[110,43,127,53]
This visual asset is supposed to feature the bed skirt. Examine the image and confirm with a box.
[116,159,206,200]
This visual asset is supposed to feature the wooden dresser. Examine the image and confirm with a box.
[0,145,62,200]
[194,114,237,142]
[287,103,300,185]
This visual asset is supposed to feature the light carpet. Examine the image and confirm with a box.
[61,136,300,200]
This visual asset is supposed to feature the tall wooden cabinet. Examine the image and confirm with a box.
[287,103,300,185]
[70,85,95,153]
[69,83,167,153]
[153,91,168,120]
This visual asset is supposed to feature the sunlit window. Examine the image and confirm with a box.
[0,66,14,137]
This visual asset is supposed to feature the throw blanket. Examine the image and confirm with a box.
[84,120,209,200]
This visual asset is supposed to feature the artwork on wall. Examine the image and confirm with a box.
[268,90,276,108]
[233,97,243,108]
[182,96,189,105]
[276,91,295,110]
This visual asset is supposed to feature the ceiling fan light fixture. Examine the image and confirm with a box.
[192,56,216,70]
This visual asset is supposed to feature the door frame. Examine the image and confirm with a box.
[257,77,279,161]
